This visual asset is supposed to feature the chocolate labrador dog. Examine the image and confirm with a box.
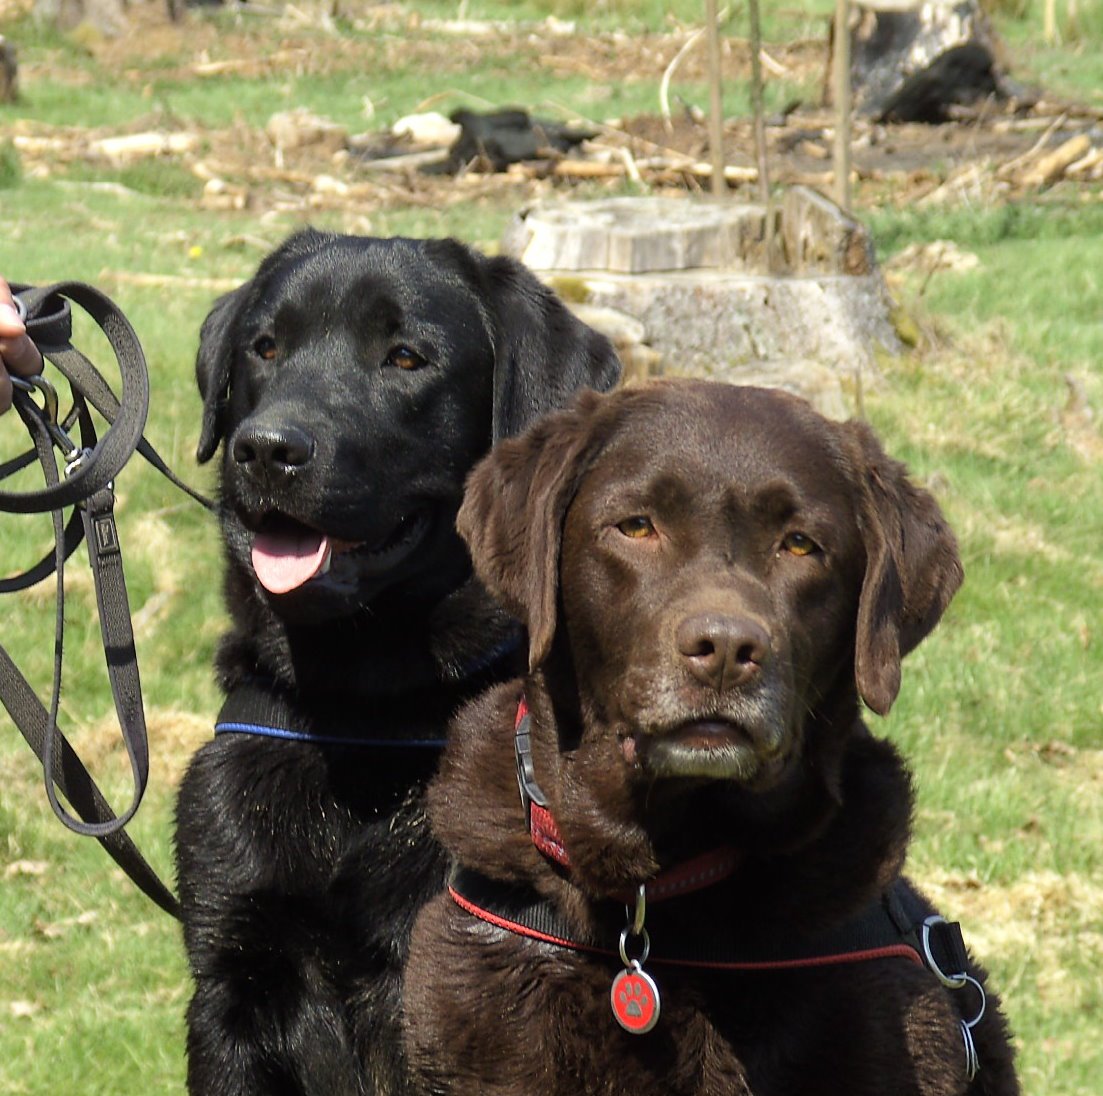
[173,230,620,1096]
[404,381,1019,1096]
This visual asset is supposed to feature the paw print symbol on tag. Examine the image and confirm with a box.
[610,963,661,1034]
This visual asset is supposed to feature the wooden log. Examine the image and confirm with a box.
[1018,134,1093,187]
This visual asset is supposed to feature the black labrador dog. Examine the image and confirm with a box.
[404,381,1018,1096]
[173,229,620,1096]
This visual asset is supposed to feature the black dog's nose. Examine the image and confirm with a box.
[675,613,770,691]
[232,424,315,479]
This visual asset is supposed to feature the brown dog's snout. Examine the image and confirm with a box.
[232,423,316,480]
[675,612,771,692]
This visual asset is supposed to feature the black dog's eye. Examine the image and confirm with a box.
[616,516,657,539]
[384,346,426,371]
[252,336,278,361]
[781,532,819,557]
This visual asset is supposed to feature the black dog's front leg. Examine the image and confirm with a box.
[175,739,365,1096]
[182,893,363,1096]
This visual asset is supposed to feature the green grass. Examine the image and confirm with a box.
[2,2,1102,1094]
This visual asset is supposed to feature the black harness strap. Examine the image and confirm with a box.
[1,281,213,920]
[448,869,966,972]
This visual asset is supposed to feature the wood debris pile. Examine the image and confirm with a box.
[5,91,1103,216]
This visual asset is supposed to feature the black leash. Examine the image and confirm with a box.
[1,282,214,920]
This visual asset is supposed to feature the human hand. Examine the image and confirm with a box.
[0,276,44,414]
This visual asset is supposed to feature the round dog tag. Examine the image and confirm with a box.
[610,962,661,1034]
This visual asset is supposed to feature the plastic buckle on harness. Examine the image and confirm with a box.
[514,710,548,826]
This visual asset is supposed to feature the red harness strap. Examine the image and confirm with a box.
[447,875,923,971]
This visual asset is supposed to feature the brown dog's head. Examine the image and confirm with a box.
[458,381,961,798]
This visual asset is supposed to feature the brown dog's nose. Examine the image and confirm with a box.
[675,613,770,691]
[232,423,315,480]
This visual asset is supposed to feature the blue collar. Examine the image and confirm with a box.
[214,720,446,749]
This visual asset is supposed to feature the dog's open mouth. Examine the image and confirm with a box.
[250,511,431,595]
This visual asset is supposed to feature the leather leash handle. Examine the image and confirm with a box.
[1,281,183,919]
[0,282,150,514]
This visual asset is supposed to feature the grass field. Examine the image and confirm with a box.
[1,2,1101,1093]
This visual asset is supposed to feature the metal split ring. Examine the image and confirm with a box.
[618,925,651,968]
[958,976,987,1082]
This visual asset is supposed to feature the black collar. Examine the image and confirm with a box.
[213,631,521,749]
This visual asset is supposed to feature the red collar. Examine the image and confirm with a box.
[443,696,952,979]
[514,696,741,904]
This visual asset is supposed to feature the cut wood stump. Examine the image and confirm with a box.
[504,190,899,417]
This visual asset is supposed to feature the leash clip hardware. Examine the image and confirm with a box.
[65,446,97,479]
[11,374,78,456]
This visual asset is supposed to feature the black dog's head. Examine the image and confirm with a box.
[196,230,620,627]
[457,381,962,848]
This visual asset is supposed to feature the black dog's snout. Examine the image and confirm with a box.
[232,423,316,479]
[675,613,770,692]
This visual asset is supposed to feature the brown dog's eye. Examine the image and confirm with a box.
[616,516,656,539]
[253,336,277,361]
[385,346,425,371]
[782,532,818,557]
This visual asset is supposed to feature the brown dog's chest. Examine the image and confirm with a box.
[414,894,966,1096]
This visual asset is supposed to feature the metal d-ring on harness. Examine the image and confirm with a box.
[2,282,214,920]
[921,915,987,1081]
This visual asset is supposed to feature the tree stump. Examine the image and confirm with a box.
[33,0,128,37]
[841,0,1012,123]
[503,190,899,418]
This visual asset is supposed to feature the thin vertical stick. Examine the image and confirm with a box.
[832,0,852,211]
[748,0,769,206]
[1044,0,1057,44]
[705,0,726,196]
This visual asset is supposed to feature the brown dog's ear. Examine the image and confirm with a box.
[480,255,621,442]
[195,285,248,464]
[458,390,610,669]
[845,420,964,716]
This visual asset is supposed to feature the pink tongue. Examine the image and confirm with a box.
[251,528,331,594]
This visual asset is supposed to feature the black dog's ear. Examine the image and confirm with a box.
[845,420,964,716]
[195,285,248,463]
[481,255,621,442]
[458,389,612,669]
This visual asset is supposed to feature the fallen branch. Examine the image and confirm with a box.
[1017,134,1093,187]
